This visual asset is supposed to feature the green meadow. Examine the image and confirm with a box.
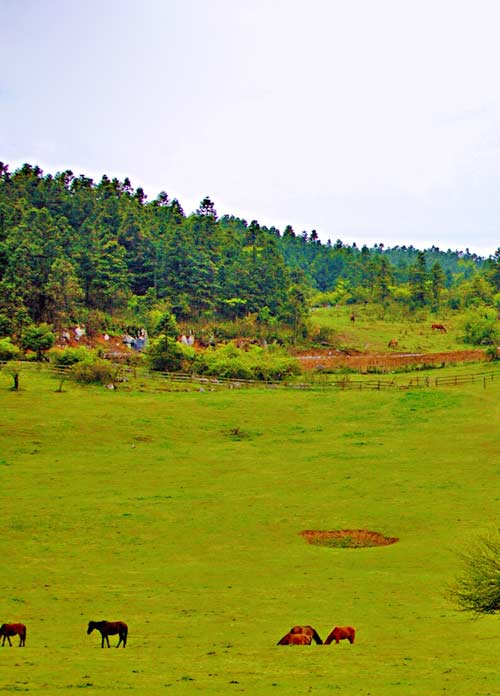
[1,371,500,695]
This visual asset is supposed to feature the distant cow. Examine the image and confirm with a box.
[388,338,398,348]
[431,323,447,333]
[324,626,356,645]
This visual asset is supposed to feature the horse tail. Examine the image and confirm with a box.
[122,624,128,647]
[21,625,26,643]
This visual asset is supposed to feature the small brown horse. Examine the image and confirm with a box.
[289,625,323,644]
[324,626,355,645]
[87,620,128,648]
[0,623,26,647]
[431,323,447,333]
[277,632,312,645]
[388,338,398,348]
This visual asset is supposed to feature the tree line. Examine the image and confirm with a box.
[0,162,498,340]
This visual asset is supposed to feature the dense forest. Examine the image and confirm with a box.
[0,162,498,342]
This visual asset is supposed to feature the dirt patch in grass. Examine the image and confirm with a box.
[295,348,486,372]
[300,529,399,548]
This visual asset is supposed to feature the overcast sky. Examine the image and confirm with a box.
[2,0,500,256]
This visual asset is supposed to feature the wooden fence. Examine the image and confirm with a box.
[1,361,499,393]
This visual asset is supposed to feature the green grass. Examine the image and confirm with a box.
[1,371,500,694]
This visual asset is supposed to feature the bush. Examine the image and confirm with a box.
[48,346,94,366]
[192,343,301,381]
[460,309,499,345]
[70,359,117,385]
[448,529,500,616]
[0,337,21,361]
[146,335,195,372]
[21,323,55,360]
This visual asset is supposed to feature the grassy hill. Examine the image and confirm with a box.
[1,370,500,694]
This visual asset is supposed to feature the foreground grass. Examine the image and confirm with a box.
[1,372,500,694]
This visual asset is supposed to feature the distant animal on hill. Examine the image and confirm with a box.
[431,323,447,333]
[87,620,128,648]
[0,623,26,647]
[277,632,312,645]
[350,313,356,322]
[388,338,398,348]
[324,626,356,645]
[289,625,323,644]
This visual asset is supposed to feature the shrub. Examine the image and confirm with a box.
[70,359,117,385]
[460,309,499,345]
[0,337,21,361]
[192,343,301,381]
[21,323,55,360]
[48,346,94,366]
[146,335,195,372]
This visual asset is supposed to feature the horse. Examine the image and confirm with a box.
[350,313,356,323]
[277,632,312,645]
[289,625,323,644]
[431,323,447,333]
[87,620,128,648]
[388,338,398,348]
[0,623,26,647]
[324,626,355,645]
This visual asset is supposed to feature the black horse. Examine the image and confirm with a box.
[87,620,128,648]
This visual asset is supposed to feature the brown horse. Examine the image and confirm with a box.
[324,626,355,645]
[431,323,447,333]
[350,313,356,322]
[289,625,323,644]
[277,632,312,645]
[0,623,26,647]
[87,620,128,648]
[388,338,398,348]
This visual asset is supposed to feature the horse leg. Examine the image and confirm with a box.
[116,635,122,648]
[105,635,110,648]
[6,635,12,647]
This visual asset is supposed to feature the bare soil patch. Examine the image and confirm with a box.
[300,529,399,548]
[295,348,486,372]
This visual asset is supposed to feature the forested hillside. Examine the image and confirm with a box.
[0,162,498,340]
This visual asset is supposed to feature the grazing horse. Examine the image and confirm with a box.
[350,313,356,323]
[289,625,323,644]
[0,623,26,647]
[324,626,356,645]
[431,323,447,333]
[87,620,128,648]
[277,632,312,645]
[388,338,398,348]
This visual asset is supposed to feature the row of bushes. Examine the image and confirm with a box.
[5,340,300,385]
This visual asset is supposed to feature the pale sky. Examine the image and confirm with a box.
[2,0,500,256]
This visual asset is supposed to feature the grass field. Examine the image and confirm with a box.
[1,370,500,694]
